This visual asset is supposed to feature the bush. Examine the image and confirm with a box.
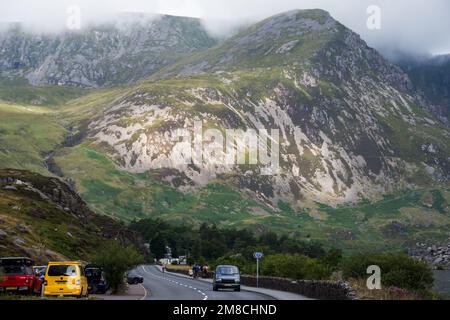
[261,254,331,280]
[341,252,433,291]
[320,248,343,271]
[91,242,144,293]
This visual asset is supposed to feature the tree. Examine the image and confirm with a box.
[91,242,144,293]
[150,234,167,259]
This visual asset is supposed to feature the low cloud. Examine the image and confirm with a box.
[1,0,449,55]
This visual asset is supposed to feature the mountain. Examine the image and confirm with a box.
[399,54,450,124]
[0,13,217,88]
[0,169,145,263]
[0,10,449,252]
[73,9,449,204]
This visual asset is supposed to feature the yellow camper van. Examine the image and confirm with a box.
[44,261,88,298]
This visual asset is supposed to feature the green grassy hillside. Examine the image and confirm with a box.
[0,103,65,175]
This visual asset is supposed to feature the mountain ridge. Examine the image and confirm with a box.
[0,13,217,88]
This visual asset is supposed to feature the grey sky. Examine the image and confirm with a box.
[1,0,449,55]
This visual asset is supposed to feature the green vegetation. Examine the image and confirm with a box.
[0,103,65,175]
[342,252,434,291]
[129,218,328,260]
[132,218,436,297]
[0,78,87,106]
[91,242,144,293]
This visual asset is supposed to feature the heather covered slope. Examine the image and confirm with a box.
[0,169,144,263]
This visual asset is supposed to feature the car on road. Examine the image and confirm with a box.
[85,265,109,294]
[126,272,144,285]
[213,265,241,292]
[44,261,89,298]
[0,257,43,295]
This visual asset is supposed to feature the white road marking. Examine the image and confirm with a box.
[139,284,148,300]
[140,265,209,301]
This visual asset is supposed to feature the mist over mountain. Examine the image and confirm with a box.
[2,0,450,56]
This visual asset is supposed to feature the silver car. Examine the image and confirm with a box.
[213,265,241,292]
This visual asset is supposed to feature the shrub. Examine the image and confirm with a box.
[261,254,331,280]
[91,242,144,293]
[341,252,433,291]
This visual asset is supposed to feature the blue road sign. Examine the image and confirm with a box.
[253,252,264,259]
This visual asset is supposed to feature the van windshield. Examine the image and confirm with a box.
[216,267,239,275]
[48,265,78,277]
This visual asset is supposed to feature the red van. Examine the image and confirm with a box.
[0,257,42,294]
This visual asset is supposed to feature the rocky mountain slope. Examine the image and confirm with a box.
[76,9,449,209]
[0,169,145,263]
[0,13,217,88]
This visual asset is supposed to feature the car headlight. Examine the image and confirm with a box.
[215,279,222,282]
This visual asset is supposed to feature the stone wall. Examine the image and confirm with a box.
[241,275,356,300]
[165,266,356,300]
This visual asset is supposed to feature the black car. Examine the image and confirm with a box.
[127,273,144,285]
[213,265,241,292]
[85,265,109,294]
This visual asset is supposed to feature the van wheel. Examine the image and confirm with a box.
[213,285,218,291]
[234,286,241,292]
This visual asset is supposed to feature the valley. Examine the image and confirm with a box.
[0,9,449,257]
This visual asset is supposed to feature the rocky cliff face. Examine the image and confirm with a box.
[0,13,217,88]
[84,9,449,209]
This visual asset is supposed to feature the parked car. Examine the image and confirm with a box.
[0,257,43,295]
[33,266,47,277]
[126,272,144,285]
[213,265,241,292]
[44,261,88,298]
[85,265,109,294]
[32,265,47,293]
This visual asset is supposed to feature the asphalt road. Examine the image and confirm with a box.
[134,265,274,300]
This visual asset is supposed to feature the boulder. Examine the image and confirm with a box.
[13,237,26,246]
[17,223,31,234]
